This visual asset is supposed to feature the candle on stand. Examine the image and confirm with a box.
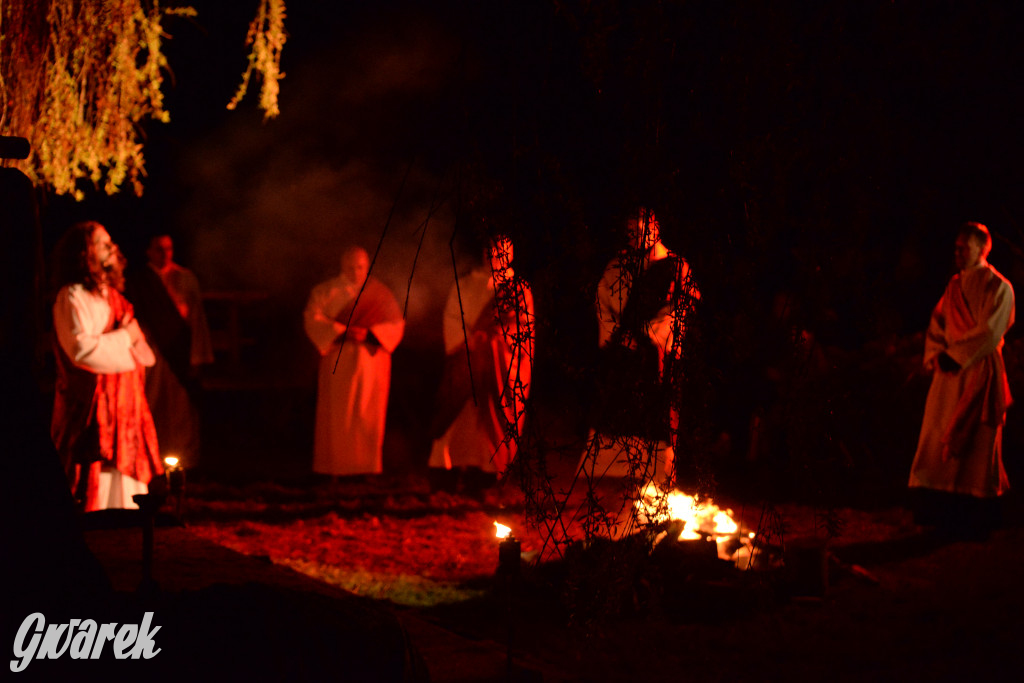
[163,455,187,520]
[494,521,521,577]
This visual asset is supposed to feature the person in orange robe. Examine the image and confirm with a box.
[909,222,1014,532]
[304,247,405,478]
[429,236,534,478]
[51,221,163,511]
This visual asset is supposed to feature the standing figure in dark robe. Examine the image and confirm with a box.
[127,234,214,470]
[429,235,534,478]
[51,221,163,511]
[578,208,699,534]
[909,222,1014,532]
[304,247,405,477]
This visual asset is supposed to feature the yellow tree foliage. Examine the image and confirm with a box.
[227,0,287,120]
[0,0,286,199]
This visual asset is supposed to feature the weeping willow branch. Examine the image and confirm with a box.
[0,1,287,198]
[227,0,286,120]
[0,0,196,199]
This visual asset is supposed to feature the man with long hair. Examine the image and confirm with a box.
[51,221,163,511]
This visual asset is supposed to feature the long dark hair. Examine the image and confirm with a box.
[51,221,125,294]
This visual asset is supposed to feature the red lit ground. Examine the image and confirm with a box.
[186,486,551,606]
[166,479,1024,682]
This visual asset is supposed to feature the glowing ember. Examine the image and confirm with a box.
[636,483,754,563]
[494,522,512,539]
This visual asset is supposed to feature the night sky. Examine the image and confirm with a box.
[36,0,1024,476]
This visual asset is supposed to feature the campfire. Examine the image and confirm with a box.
[635,483,757,567]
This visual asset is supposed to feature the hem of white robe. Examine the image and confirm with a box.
[312,461,383,476]
[428,400,507,473]
[908,481,1009,499]
[428,442,504,473]
[93,465,148,511]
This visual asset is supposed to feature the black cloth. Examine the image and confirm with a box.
[593,255,684,441]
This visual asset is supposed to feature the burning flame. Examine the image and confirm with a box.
[164,456,180,470]
[494,522,512,539]
[636,483,753,562]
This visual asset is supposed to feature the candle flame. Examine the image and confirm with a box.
[494,521,512,539]
[164,456,180,469]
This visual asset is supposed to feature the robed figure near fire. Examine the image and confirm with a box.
[305,247,405,477]
[910,222,1014,519]
[586,208,699,485]
[51,221,163,511]
[429,235,534,477]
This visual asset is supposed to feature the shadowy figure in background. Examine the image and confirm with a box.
[51,221,163,511]
[305,246,405,481]
[127,234,214,471]
[579,207,700,535]
[909,222,1015,537]
[744,291,831,472]
[429,235,534,494]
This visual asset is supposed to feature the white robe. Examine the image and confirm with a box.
[52,284,157,509]
[909,262,1014,498]
[304,275,404,476]
[54,284,155,374]
[428,266,534,473]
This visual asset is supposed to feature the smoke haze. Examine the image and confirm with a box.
[176,11,470,354]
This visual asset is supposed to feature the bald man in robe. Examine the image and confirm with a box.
[909,222,1014,532]
[304,248,405,477]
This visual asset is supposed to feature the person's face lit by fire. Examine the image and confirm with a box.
[147,235,174,270]
[954,234,985,271]
[340,247,370,285]
[627,208,660,253]
[90,226,116,272]
[489,236,514,275]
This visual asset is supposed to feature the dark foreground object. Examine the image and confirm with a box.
[7,526,426,683]
[911,488,1003,540]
